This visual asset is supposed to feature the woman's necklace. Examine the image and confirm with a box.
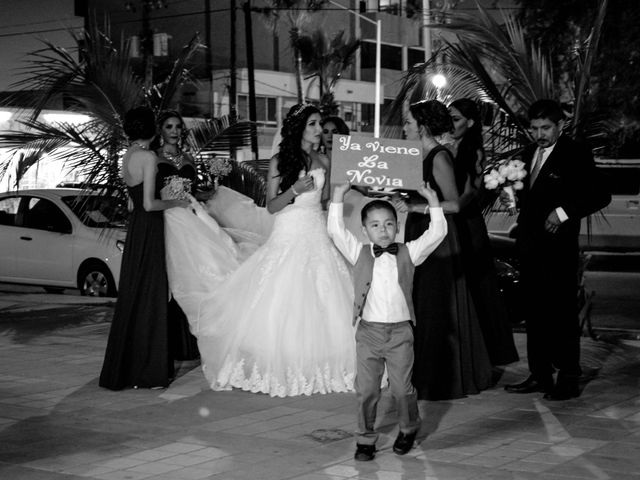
[131,141,148,150]
[162,148,184,168]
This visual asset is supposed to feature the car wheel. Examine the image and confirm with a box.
[44,286,65,294]
[78,261,116,297]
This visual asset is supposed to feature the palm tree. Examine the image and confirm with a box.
[295,29,361,115]
[385,1,609,226]
[259,0,327,103]
[0,18,263,202]
[386,1,609,157]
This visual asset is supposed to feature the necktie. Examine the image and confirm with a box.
[529,148,545,187]
[373,243,399,257]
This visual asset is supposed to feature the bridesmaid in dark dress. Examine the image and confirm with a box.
[449,98,519,366]
[398,100,492,400]
[99,106,189,390]
[154,110,200,361]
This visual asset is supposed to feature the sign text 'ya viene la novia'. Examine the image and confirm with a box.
[330,135,423,190]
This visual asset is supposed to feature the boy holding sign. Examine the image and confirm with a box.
[327,182,447,461]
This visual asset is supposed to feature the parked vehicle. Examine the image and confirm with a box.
[485,159,640,252]
[0,188,126,296]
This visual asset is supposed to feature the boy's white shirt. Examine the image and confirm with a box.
[327,202,447,323]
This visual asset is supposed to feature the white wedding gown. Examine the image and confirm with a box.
[164,169,356,397]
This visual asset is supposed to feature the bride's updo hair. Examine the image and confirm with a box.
[409,99,453,137]
[123,106,156,141]
[277,103,321,193]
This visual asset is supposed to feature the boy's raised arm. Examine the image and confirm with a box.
[327,183,362,265]
[407,182,447,266]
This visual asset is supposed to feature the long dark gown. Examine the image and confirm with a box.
[157,161,199,361]
[406,145,493,400]
[99,176,173,390]
[454,148,519,366]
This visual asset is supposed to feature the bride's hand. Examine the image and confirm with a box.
[292,174,315,195]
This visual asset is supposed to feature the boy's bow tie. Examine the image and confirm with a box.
[373,243,399,257]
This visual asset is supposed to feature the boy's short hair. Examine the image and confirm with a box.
[361,200,398,224]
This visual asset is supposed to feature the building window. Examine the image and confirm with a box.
[360,103,374,133]
[237,95,277,125]
[361,41,403,71]
[408,48,426,68]
[378,0,400,15]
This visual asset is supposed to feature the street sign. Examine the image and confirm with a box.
[330,134,423,191]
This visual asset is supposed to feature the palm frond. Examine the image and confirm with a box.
[296,28,360,112]
[0,15,205,188]
[186,115,255,156]
[6,19,144,123]
[431,5,554,108]
[148,34,204,111]
[571,0,609,138]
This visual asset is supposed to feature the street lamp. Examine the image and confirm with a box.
[431,73,446,89]
[328,0,382,138]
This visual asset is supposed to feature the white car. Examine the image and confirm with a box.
[0,188,126,296]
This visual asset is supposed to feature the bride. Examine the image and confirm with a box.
[164,104,356,397]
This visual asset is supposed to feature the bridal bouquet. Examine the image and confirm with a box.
[205,157,233,187]
[162,175,192,200]
[483,158,527,213]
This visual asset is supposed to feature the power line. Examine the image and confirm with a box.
[0,5,519,39]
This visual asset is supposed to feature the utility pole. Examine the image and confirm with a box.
[205,0,213,116]
[125,1,170,91]
[142,4,153,89]
[243,0,259,160]
[422,0,431,61]
[230,0,237,122]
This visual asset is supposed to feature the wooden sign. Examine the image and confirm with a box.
[330,135,423,191]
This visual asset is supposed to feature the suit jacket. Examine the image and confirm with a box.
[515,135,611,258]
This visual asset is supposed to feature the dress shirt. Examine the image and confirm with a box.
[533,143,568,223]
[328,203,447,323]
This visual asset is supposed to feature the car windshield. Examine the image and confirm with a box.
[62,195,128,228]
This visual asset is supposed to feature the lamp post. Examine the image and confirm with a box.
[328,0,381,138]
[422,0,431,61]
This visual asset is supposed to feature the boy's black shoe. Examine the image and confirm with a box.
[393,431,417,455]
[354,444,376,461]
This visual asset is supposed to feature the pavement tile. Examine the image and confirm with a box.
[92,471,154,480]
[2,291,640,480]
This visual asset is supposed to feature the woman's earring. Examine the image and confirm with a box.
[159,136,164,147]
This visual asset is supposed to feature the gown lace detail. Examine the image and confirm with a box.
[165,168,356,397]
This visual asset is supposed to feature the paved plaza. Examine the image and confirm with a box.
[1,282,640,480]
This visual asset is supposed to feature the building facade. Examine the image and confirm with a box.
[1,0,515,161]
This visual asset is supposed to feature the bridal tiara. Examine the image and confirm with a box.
[289,103,316,119]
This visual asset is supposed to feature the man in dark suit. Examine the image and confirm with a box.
[505,99,611,400]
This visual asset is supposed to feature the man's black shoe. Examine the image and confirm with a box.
[504,375,553,394]
[543,381,580,401]
[392,431,417,455]
[354,444,376,461]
